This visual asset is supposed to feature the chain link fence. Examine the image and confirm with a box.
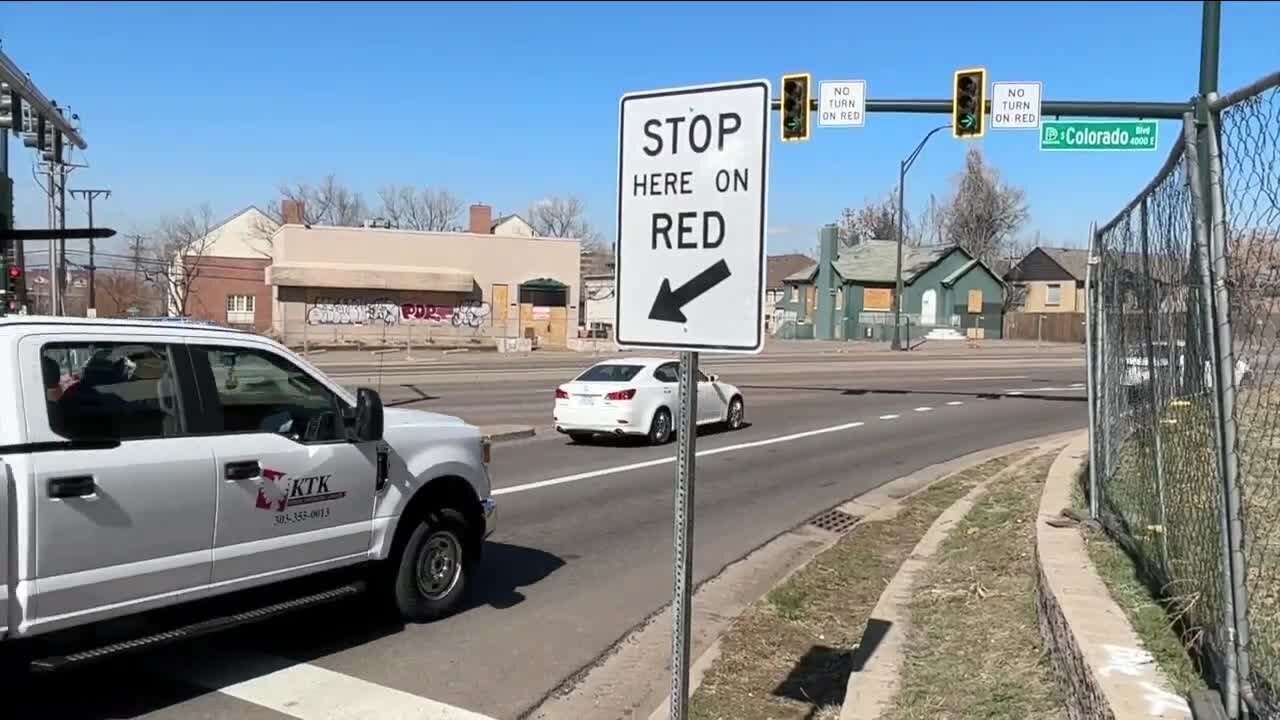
[1090,71,1280,719]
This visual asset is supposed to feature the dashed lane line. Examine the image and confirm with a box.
[494,419,870,496]
[879,414,900,420]
[914,407,933,412]
[172,649,496,720]
[947,401,965,406]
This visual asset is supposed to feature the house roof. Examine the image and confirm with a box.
[1039,247,1090,280]
[784,241,961,285]
[941,258,980,286]
[767,254,815,289]
[832,241,955,284]
[491,213,530,231]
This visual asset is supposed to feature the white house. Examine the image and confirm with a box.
[491,214,536,237]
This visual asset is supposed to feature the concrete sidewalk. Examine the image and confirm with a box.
[300,339,1082,368]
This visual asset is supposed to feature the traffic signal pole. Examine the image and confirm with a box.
[769,97,1192,120]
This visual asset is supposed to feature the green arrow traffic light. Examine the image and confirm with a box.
[781,72,811,143]
[952,67,987,139]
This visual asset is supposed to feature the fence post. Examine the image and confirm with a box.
[1204,92,1255,709]
[1184,109,1241,719]
[1086,222,1100,520]
[1138,198,1172,574]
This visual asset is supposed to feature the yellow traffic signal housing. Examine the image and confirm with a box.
[952,67,987,139]
[781,73,812,142]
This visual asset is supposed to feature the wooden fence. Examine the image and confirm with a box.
[1003,312,1086,344]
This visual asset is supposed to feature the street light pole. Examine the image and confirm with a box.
[891,124,950,351]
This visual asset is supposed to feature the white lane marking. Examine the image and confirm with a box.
[947,401,965,406]
[914,407,932,412]
[175,649,496,719]
[494,420,867,496]
[1008,391,1025,396]
[943,375,1028,381]
[1005,386,1084,393]
[879,414,899,420]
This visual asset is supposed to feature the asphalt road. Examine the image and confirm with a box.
[6,349,1087,720]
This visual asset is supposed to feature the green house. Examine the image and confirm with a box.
[774,229,1005,342]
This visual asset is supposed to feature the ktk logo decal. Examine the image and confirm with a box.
[255,468,345,512]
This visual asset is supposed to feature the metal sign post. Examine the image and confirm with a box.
[670,349,699,720]
[614,79,770,720]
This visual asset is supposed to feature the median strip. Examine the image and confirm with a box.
[687,449,1034,720]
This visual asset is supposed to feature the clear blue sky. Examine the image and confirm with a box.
[1,0,1276,259]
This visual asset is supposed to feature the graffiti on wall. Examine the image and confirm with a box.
[308,297,400,325]
[401,300,491,328]
[306,296,491,328]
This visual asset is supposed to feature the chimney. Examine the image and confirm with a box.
[281,199,305,226]
[469,204,493,235]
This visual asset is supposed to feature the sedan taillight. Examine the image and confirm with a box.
[555,388,569,400]
[606,388,636,401]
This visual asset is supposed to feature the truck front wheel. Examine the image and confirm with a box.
[389,507,472,622]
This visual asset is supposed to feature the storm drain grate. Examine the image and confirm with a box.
[809,508,859,534]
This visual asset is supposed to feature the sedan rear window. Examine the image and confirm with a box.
[576,364,643,382]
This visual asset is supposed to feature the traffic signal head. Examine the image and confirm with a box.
[952,67,987,139]
[781,73,812,143]
[4,264,19,314]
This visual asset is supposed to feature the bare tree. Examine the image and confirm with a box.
[838,191,904,248]
[377,185,463,231]
[96,270,153,318]
[942,146,1030,267]
[529,195,609,253]
[917,193,948,246]
[147,204,218,317]
[278,175,369,227]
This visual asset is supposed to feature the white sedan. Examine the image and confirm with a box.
[553,357,746,445]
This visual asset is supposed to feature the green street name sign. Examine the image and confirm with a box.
[1040,120,1159,151]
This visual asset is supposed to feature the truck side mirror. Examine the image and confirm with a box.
[352,387,384,443]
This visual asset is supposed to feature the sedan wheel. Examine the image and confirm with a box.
[727,396,745,430]
[649,408,673,445]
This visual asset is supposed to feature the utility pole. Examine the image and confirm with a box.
[127,232,146,298]
[69,188,110,314]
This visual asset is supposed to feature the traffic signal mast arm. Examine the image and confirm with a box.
[769,96,1192,120]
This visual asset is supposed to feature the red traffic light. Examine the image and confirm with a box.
[7,266,20,279]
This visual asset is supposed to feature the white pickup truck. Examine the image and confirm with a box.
[0,316,496,670]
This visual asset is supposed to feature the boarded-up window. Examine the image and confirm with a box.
[863,288,892,312]
[967,289,984,313]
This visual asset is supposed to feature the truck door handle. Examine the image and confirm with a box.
[49,475,96,498]
[225,461,261,480]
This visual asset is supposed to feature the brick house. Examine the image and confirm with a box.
[174,205,278,331]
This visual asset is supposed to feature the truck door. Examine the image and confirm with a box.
[185,342,376,590]
[1,455,10,637]
[21,335,216,634]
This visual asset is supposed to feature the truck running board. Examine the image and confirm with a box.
[30,580,367,673]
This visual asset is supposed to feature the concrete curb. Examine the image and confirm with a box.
[838,444,1061,720]
[480,425,537,444]
[606,429,1081,720]
[1034,432,1192,719]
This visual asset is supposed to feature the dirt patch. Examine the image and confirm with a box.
[884,451,1066,720]
[687,451,1030,720]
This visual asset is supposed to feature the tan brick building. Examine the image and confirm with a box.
[266,204,581,349]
